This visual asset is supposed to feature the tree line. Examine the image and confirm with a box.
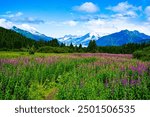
[0,27,150,54]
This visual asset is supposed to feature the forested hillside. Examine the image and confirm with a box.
[0,27,35,49]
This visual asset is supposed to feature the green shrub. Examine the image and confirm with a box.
[133,46,150,61]
[29,45,35,55]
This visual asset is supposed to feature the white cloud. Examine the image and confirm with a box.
[106,1,142,19]
[126,11,137,17]
[4,12,23,18]
[0,18,13,29]
[0,18,38,33]
[111,11,138,19]
[145,6,150,21]
[63,20,78,26]
[1,12,44,24]
[107,1,141,13]
[74,2,99,13]
[84,17,150,36]
[15,12,23,17]
[85,19,117,36]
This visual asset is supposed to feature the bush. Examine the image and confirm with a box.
[133,46,150,61]
[29,45,35,55]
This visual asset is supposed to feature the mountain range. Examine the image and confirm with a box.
[10,26,150,46]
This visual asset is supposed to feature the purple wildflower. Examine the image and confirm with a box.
[129,79,140,86]
[121,78,128,86]
[129,63,148,76]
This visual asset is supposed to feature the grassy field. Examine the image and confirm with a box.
[0,52,150,100]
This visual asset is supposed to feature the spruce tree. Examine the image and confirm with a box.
[87,40,97,53]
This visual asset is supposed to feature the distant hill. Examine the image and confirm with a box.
[11,26,53,41]
[0,27,36,49]
[96,30,150,46]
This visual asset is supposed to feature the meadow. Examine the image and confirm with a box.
[0,52,150,100]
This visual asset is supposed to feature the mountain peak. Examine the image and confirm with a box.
[82,32,101,40]
[120,29,140,34]
[120,29,130,33]
[121,29,129,31]
[12,26,18,29]
[87,32,100,37]
[133,30,140,34]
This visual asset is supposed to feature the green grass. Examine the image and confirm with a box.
[0,51,69,58]
[0,52,150,100]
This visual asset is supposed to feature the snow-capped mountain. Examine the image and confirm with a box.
[58,32,101,46]
[96,30,150,46]
[11,26,53,41]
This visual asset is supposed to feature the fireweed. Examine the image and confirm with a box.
[0,53,150,100]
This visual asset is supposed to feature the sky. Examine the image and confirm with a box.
[0,0,150,37]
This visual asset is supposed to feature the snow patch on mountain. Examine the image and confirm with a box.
[11,26,53,41]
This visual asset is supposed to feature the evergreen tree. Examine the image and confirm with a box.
[49,39,59,47]
[79,44,82,49]
[60,43,65,47]
[87,40,97,52]
[70,43,74,48]
[78,44,83,52]
[69,43,74,52]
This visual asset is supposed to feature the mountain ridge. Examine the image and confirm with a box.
[11,26,53,41]
[96,30,150,46]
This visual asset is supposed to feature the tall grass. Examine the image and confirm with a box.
[0,52,150,100]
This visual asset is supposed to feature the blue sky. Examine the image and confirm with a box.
[0,0,150,37]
